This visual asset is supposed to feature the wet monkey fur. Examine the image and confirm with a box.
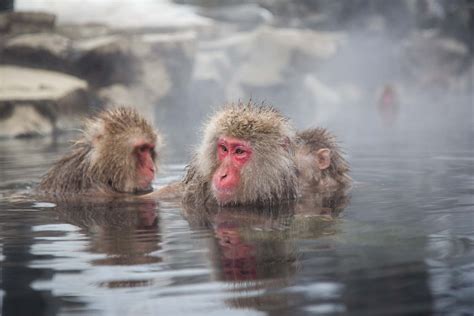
[182,103,299,206]
[39,107,161,196]
[296,128,350,192]
[173,102,350,207]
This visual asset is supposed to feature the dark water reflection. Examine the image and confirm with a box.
[0,136,473,316]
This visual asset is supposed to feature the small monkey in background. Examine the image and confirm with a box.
[377,84,399,126]
[296,128,351,193]
[38,107,161,196]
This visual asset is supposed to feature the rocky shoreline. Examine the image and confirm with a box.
[0,2,471,139]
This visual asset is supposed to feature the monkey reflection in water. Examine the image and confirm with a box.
[170,102,351,309]
[54,197,161,288]
[183,188,349,310]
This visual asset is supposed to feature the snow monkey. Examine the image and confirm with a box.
[174,102,349,207]
[38,107,161,196]
[180,102,299,206]
[295,128,351,193]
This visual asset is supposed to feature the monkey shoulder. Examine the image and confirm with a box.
[38,144,96,194]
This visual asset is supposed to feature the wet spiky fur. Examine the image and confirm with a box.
[296,128,351,189]
[38,107,160,195]
[183,102,299,206]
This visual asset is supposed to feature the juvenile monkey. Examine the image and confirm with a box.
[38,107,161,196]
[296,128,351,192]
[182,102,299,206]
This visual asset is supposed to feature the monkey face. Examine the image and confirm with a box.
[92,135,157,195]
[209,135,298,206]
[183,103,302,207]
[38,107,162,196]
[211,136,253,205]
[133,141,156,194]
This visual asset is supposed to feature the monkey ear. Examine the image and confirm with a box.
[316,148,331,170]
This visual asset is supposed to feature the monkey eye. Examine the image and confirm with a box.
[235,148,245,155]
[219,144,228,153]
[139,145,148,153]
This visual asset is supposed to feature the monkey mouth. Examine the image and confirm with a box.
[133,185,154,195]
[212,186,237,205]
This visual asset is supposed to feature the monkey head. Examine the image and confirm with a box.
[296,128,350,191]
[83,108,161,194]
[195,103,298,206]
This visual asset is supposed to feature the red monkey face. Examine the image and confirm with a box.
[212,137,252,204]
[134,141,156,193]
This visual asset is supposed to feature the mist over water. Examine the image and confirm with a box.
[160,1,473,159]
[14,0,472,155]
[1,1,473,316]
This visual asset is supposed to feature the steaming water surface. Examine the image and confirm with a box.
[0,135,473,316]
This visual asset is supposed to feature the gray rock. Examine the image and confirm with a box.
[0,13,8,32]
[97,84,135,108]
[198,30,256,66]
[189,49,229,120]
[0,66,92,137]
[14,1,212,31]
[2,33,74,71]
[0,103,54,137]
[402,31,470,89]
[140,31,197,88]
[138,31,199,150]
[136,31,197,109]
[182,26,346,122]
[97,84,163,120]
[198,3,273,29]
[83,31,196,121]
[197,26,344,109]
[237,26,343,87]
[193,50,232,82]
[74,35,139,87]
[0,11,56,34]
[57,23,112,40]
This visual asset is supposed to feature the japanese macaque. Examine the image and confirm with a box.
[176,102,350,207]
[295,128,351,192]
[182,103,299,207]
[38,107,161,196]
[377,84,399,126]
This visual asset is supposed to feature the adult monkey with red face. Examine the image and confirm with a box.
[38,107,161,196]
[181,103,299,206]
[173,102,351,207]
